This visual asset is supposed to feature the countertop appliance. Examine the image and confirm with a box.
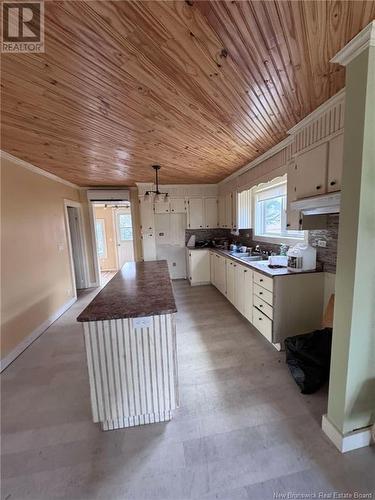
[287,243,317,272]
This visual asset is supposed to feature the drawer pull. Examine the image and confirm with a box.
[330,181,336,186]
[259,291,263,295]
[259,317,262,321]
[316,185,321,190]
[260,278,263,282]
[259,304,263,308]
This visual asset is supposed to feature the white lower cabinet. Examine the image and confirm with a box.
[252,309,273,343]
[213,253,226,294]
[187,249,210,285]
[207,251,324,350]
[226,260,236,304]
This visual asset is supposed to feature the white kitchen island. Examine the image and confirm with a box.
[77,260,179,431]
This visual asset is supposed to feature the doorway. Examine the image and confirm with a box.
[64,200,89,294]
[93,202,135,283]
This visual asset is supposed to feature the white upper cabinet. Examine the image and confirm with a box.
[286,161,301,231]
[170,198,186,213]
[154,200,170,214]
[225,192,232,228]
[187,198,204,229]
[219,195,226,228]
[139,198,154,233]
[218,192,236,229]
[294,142,328,199]
[328,134,344,192]
[232,191,238,230]
[204,198,218,228]
[187,197,218,229]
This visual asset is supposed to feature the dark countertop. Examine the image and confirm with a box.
[77,260,177,322]
[187,247,322,277]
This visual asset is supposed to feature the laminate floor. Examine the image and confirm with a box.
[1,280,374,500]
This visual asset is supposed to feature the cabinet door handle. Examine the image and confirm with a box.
[286,223,291,228]
[244,270,247,273]
[316,185,322,190]
[259,304,263,308]
[260,278,263,282]
[259,317,262,321]
[330,181,336,186]
[259,291,263,295]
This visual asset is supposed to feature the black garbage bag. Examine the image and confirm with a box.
[284,328,333,394]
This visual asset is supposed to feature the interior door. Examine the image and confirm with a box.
[67,206,86,289]
[116,209,134,268]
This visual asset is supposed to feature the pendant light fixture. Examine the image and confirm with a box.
[144,165,169,202]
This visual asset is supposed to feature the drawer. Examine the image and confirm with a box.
[253,271,273,292]
[253,295,273,320]
[253,283,273,306]
[252,308,273,343]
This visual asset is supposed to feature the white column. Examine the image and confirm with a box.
[322,22,375,452]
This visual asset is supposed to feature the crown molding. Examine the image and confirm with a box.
[219,135,293,185]
[331,20,375,66]
[1,151,79,189]
[288,88,345,135]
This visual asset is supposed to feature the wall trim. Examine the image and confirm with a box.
[331,20,375,66]
[0,297,77,372]
[322,414,373,453]
[0,151,79,189]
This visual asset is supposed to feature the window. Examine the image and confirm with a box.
[95,219,107,258]
[253,176,305,242]
[118,213,133,241]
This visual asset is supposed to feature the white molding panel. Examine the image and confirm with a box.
[0,297,77,372]
[82,313,179,430]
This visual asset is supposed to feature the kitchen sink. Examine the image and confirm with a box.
[239,255,266,262]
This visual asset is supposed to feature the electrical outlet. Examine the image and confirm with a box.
[317,240,327,248]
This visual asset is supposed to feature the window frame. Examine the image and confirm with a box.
[252,177,307,245]
[117,212,133,242]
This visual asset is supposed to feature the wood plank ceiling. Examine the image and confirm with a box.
[2,1,374,186]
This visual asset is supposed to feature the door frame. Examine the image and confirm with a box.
[63,199,90,295]
[88,199,135,286]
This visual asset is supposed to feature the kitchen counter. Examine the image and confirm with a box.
[77,260,177,322]
[77,260,179,431]
[188,247,320,277]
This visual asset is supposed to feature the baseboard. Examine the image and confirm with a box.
[322,414,373,452]
[0,296,77,372]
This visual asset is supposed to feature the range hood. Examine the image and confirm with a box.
[290,192,341,216]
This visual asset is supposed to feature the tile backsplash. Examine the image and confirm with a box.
[308,215,339,274]
[185,215,339,273]
[185,228,231,245]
